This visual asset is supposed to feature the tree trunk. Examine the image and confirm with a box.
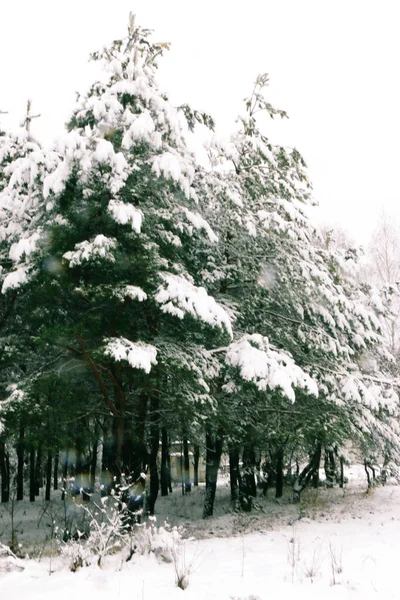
[160,427,169,496]
[45,452,52,501]
[53,452,59,491]
[182,438,191,494]
[110,414,124,483]
[203,428,224,518]
[147,395,160,515]
[110,370,125,483]
[75,436,83,494]
[34,446,42,496]
[193,444,200,487]
[167,444,173,493]
[293,442,322,501]
[16,424,24,501]
[275,446,284,499]
[0,441,10,503]
[229,443,241,506]
[324,449,336,488]
[29,446,35,502]
[61,450,68,501]
[364,460,372,489]
[239,443,257,511]
[339,456,344,488]
[90,440,98,492]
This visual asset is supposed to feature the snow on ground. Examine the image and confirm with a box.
[1,468,400,599]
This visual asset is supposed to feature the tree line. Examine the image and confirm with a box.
[1,14,399,518]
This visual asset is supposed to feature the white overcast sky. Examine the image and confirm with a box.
[1,0,399,246]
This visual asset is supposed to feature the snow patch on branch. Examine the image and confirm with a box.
[182,208,218,243]
[155,272,233,337]
[108,199,143,233]
[1,266,29,293]
[63,235,117,266]
[152,152,182,181]
[225,334,318,401]
[104,337,157,373]
[122,110,160,149]
[9,232,41,262]
[113,285,147,302]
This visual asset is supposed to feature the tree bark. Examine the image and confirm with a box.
[16,424,24,501]
[61,450,69,501]
[275,446,284,499]
[293,442,322,501]
[229,443,241,506]
[193,444,200,487]
[90,439,98,492]
[167,444,172,493]
[53,452,59,491]
[34,446,42,496]
[147,394,160,515]
[29,446,35,502]
[324,449,336,488]
[239,443,257,511]
[0,441,10,503]
[339,456,344,488]
[160,427,169,496]
[45,452,52,501]
[203,427,224,518]
[182,438,191,494]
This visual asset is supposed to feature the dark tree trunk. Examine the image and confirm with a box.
[0,441,10,503]
[109,371,125,483]
[90,440,98,491]
[293,442,322,501]
[339,456,344,488]
[53,452,59,491]
[130,393,149,480]
[182,438,191,494]
[29,446,35,502]
[324,449,336,488]
[229,443,241,506]
[160,427,169,496]
[61,451,69,501]
[193,444,200,487]
[364,460,373,488]
[203,428,224,518]
[75,436,83,483]
[45,452,52,501]
[16,424,24,501]
[147,395,160,516]
[239,443,257,512]
[34,446,42,496]
[275,446,284,499]
[167,444,172,493]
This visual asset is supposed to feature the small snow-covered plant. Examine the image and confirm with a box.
[286,524,301,583]
[133,518,191,589]
[60,536,92,572]
[1,487,23,553]
[171,530,195,590]
[329,542,343,585]
[301,545,322,581]
[77,494,128,566]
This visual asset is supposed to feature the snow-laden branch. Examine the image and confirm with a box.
[225,334,318,401]
[63,235,117,266]
[155,272,233,337]
[104,337,158,374]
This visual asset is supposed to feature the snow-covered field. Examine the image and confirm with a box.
[1,468,400,599]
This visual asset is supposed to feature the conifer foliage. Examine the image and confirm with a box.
[0,15,399,517]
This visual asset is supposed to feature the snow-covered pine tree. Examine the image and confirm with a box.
[0,107,65,501]
[20,15,232,511]
[195,74,400,502]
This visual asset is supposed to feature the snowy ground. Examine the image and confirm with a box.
[1,466,400,599]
